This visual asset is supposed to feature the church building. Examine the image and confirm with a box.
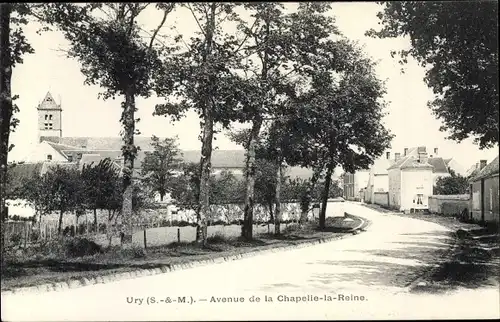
[17,92,315,180]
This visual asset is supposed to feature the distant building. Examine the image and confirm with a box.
[19,92,317,180]
[343,170,369,201]
[469,156,499,225]
[388,147,435,212]
[364,151,395,204]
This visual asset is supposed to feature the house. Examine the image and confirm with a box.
[388,147,435,212]
[343,169,370,201]
[469,156,499,225]
[364,151,395,205]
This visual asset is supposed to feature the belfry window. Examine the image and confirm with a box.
[47,154,52,161]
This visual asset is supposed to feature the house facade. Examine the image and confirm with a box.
[388,147,434,212]
[469,156,499,225]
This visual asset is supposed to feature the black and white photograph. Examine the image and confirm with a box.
[0,1,498,321]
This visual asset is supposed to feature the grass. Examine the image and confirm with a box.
[1,217,363,292]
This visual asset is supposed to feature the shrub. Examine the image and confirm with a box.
[64,237,102,258]
[9,232,23,245]
[210,220,226,226]
[131,246,146,258]
[282,223,300,234]
[30,230,40,242]
[207,232,230,244]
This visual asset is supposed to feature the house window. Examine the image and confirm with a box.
[45,115,48,120]
[48,123,53,129]
[44,123,49,129]
[47,154,52,161]
[49,114,53,120]
[414,194,423,205]
[67,155,73,162]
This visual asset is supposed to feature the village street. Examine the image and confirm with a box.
[2,203,499,321]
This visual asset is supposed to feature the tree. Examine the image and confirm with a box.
[141,135,182,201]
[281,38,393,229]
[41,3,177,237]
[434,169,469,195]
[232,2,344,239]
[18,169,52,227]
[168,162,200,213]
[367,1,498,149]
[154,3,248,245]
[43,166,84,234]
[81,158,121,231]
[1,3,37,270]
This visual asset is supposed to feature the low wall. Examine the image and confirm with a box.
[428,194,469,216]
[373,192,389,207]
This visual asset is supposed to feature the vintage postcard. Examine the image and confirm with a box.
[1,2,499,321]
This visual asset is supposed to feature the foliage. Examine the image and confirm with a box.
[154,3,248,244]
[81,158,122,218]
[40,3,178,231]
[141,135,183,201]
[367,1,499,149]
[434,169,469,195]
[210,170,245,205]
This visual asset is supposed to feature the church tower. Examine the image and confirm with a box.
[37,92,62,142]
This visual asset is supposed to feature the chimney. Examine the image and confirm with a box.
[418,150,428,164]
[433,147,438,155]
[404,148,408,156]
[480,159,487,169]
[386,152,390,160]
[395,153,401,161]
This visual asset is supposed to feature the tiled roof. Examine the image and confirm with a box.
[58,136,157,150]
[6,163,44,194]
[470,156,499,181]
[41,137,335,178]
[40,162,79,175]
[427,157,449,174]
[45,141,81,158]
[399,156,434,170]
[182,150,246,168]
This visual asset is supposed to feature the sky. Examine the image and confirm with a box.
[8,2,499,173]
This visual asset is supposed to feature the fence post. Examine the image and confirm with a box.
[177,228,180,243]
[143,229,147,250]
[24,222,28,249]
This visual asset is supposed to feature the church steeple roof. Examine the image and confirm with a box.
[37,91,61,110]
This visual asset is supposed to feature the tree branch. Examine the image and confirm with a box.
[186,3,207,38]
[149,6,172,50]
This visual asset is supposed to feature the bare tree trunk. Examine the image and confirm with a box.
[57,209,64,235]
[274,158,282,235]
[93,208,98,232]
[0,3,12,272]
[121,90,136,239]
[242,117,262,240]
[195,4,217,246]
[299,167,322,223]
[319,162,334,230]
[268,201,274,222]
